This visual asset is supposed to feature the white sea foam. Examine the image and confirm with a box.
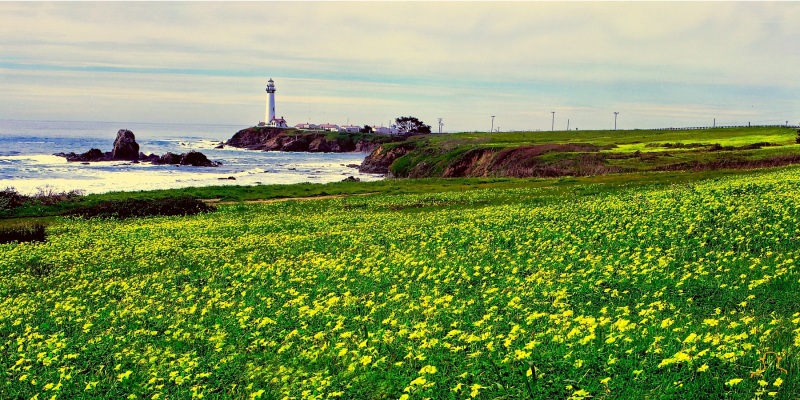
[0,120,383,195]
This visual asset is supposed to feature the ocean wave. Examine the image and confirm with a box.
[1,154,68,163]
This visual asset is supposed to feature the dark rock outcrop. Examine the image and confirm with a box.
[151,151,220,167]
[226,126,382,153]
[181,151,219,167]
[55,148,110,162]
[56,130,221,167]
[112,129,140,161]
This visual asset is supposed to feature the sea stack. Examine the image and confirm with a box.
[112,129,140,161]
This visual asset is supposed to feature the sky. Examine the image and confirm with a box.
[1,1,799,133]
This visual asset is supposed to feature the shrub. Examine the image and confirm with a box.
[0,187,27,213]
[0,223,47,244]
[33,185,85,205]
[67,196,216,219]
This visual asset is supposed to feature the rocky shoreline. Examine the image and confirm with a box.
[55,129,221,167]
[225,127,380,153]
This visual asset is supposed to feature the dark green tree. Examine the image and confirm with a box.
[395,116,431,135]
[360,125,373,134]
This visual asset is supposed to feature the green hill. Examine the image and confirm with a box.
[360,126,800,178]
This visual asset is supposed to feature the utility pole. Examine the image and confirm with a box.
[491,116,495,133]
[551,111,555,131]
[567,119,570,131]
[614,112,619,130]
[713,118,716,128]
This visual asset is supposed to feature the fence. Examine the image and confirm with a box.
[639,124,800,131]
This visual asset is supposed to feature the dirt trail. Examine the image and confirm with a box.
[203,192,378,206]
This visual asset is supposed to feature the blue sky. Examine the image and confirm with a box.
[1,2,799,132]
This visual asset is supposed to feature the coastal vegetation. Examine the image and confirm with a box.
[1,163,800,398]
[358,126,800,178]
[1,126,799,398]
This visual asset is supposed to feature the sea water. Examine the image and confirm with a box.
[0,120,383,195]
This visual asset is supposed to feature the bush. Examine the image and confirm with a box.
[0,223,47,244]
[0,187,27,213]
[33,185,85,205]
[67,196,216,219]
[1,186,86,215]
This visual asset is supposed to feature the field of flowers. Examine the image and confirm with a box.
[1,168,799,399]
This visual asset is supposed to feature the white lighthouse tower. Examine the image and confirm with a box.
[263,78,288,128]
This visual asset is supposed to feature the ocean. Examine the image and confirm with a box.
[0,120,383,195]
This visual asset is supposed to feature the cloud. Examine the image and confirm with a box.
[1,2,799,131]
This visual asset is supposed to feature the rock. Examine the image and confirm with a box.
[218,176,236,180]
[61,148,107,162]
[346,164,360,168]
[139,152,161,163]
[180,151,221,167]
[355,140,379,153]
[226,127,288,150]
[225,126,374,153]
[359,144,412,174]
[341,176,361,182]
[308,137,331,152]
[215,144,224,149]
[281,138,309,152]
[156,152,183,165]
[112,129,140,161]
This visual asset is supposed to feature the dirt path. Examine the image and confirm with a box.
[203,192,378,206]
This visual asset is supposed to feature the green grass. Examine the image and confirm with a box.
[437,126,796,149]
[2,166,795,223]
[382,126,800,178]
[1,165,799,399]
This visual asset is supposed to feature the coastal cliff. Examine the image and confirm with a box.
[226,127,385,153]
[358,126,800,179]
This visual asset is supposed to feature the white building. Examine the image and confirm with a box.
[339,125,362,133]
[318,123,340,132]
[373,125,399,135]
[295,123,319,130]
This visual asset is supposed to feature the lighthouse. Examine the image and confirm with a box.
[266,78,276,123]
[263,78,288,128]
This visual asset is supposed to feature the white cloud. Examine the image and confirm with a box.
[1,2,799,131]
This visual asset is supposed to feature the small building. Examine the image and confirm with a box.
[373,125,399,135]
[339,125,362,133]
[295,123,319,130]
[267,116,289,128]
[318,123,340,132]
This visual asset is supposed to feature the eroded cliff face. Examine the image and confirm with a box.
[225,127,379,153]
[358,145,412,175]
[360,143,624,178]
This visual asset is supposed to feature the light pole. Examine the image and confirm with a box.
[551,111,555,131]
[491,116,495,133]
[614,112,619,130]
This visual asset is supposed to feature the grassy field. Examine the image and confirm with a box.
[1,164,799,399]
[0,166,790,223]
[384,126,800,177]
